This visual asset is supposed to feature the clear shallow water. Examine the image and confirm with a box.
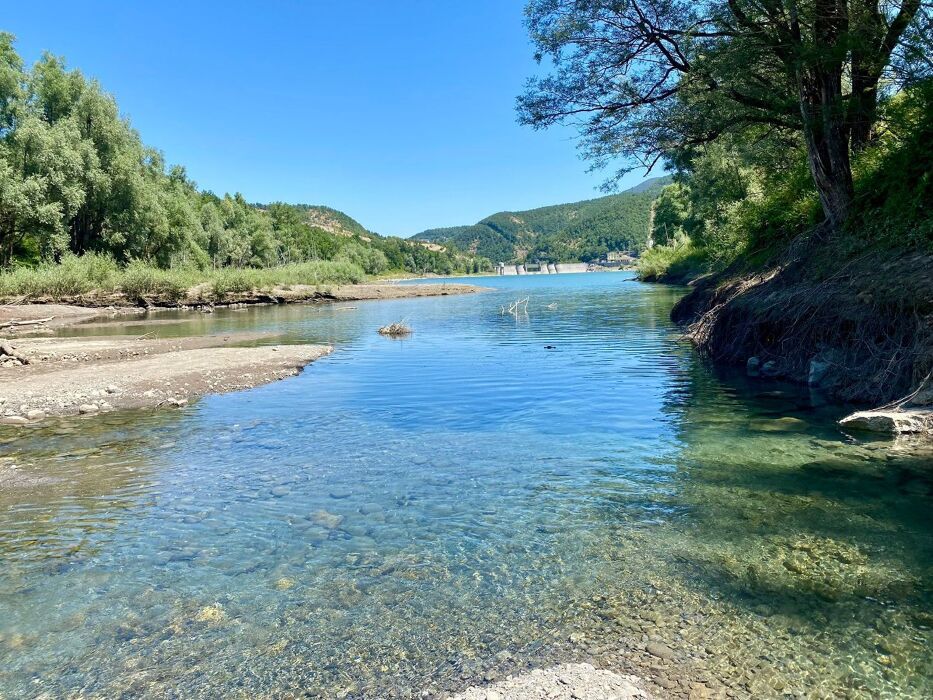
[0,272,930,699]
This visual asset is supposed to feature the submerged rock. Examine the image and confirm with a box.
[761,360,780,378]
[308,510,344,530]
[645,641,676,660]
[447,663,652,700]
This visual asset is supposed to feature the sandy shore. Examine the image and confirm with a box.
[448,664,653,700]
[0,334,331,423]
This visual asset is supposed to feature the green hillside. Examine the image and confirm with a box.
[0,35,488,281]
[413,176,669,262]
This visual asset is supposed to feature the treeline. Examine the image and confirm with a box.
[639,79,932,282]
[0,34,487,277]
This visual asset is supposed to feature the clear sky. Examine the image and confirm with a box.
[5,1,652,237]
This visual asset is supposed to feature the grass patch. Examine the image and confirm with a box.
[0,255,367,303]
[637,239,708,283]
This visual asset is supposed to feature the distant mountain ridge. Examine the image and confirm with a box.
[411,176,670,263]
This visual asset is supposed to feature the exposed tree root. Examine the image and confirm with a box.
[672,239,932,404]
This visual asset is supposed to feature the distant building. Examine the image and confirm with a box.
[605,251,637,265]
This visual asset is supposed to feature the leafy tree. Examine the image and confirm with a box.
[519,0,926,229]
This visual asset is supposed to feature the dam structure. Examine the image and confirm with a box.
[495,262,589,276]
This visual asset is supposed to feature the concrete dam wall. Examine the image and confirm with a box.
[495,262,589,276]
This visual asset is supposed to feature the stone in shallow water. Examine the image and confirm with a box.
[308,510,344,530]
[194,604,226,624]
[645,642,676,661]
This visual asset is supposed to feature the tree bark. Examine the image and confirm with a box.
[799,74,854,229]
[796,0,854,229]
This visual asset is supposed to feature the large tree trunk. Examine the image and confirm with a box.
[796,0,854,229]
[798,66,854,228]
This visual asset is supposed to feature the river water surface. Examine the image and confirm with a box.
[0,272,930,698]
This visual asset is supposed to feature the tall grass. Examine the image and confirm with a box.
[636,239,707,283]
[0,254,366,302]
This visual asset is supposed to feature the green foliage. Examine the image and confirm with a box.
[0,35,487,279]
[415,177,668,262]
[847,81,933,250]
[641,80,932,283]
[0,253,116,297]
[120,262,193,301]
[0,253,365,300]
[636,237,706,283]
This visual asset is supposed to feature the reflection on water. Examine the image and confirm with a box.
[0,273,930,699]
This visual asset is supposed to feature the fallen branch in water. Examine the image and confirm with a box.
[0,316,55,329]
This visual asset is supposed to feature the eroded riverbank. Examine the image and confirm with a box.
[0,281,484,319]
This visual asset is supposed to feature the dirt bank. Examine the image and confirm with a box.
[670,244,932,406]
[0,334,331,422]
[447,664,652,700]
[0,281,483,318]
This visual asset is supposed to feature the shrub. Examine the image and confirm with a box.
[637,238,707,283]
[119,263,191,301]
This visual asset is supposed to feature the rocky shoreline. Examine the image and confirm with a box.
[667,249,932,437]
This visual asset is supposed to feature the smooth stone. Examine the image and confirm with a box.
[646,641,676,660]
[270,486,290,497]
[0,416,28,426]
[839,408,933,434]
[308,510,344,530]
[760,360,780,377]
[26,410,46,421]
[329,489,352,499]
[78,404,99,414]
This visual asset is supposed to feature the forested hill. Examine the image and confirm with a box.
[0,34,486,278]
[411,176,670,263]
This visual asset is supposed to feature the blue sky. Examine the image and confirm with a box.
[6,1,651,237]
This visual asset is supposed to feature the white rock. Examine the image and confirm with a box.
[839,408,933,434]
[0,415,28,426]
[78,404,100,415]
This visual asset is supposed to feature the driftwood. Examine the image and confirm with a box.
[0,342,30,365]
[0,316,54,329]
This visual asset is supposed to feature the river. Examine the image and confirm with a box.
[0,272,929,698]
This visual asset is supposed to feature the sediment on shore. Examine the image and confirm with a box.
[0,282,483,314]
[0,334,331,423]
